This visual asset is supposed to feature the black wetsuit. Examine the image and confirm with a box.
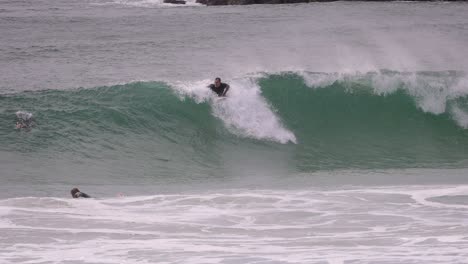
[73,192,91,198]
[209,83,229,96]
[71,188,91,198]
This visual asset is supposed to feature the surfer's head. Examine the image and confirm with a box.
[71,188,80,198]
[214,77,221,87]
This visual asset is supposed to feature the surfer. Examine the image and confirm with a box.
[208,77,230,97]
[70,187,91,198]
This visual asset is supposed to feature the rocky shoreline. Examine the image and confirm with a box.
[196,0,463,6]
[196,0,312,5]
[164,0,464,6]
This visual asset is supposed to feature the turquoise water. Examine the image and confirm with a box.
[2,72,468,176]
[1,1,468,263]
[1,71,468,199]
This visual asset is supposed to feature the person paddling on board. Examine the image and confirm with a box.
[208,77,230,97]
[70,187,91,198]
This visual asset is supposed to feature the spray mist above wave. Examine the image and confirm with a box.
[173,78,297,144]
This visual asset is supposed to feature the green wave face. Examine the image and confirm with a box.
[1,71,468,178]
[0,82,228,180]
[259,72,468,170]
[1,82,216,152]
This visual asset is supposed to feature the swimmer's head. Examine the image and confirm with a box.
[71,188,80,197]
[214,77,221,87]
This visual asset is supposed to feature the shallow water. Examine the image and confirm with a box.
[1,186,468,263]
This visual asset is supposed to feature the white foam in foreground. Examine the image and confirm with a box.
[1,185,468,264]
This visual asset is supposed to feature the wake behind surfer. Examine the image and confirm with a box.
[208,77,230,97]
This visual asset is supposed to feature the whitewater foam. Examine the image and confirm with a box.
[451,105,468,129]
[1,185,468,264]
[300,70,468,126]
[15,111,33,120]
[174,78,297,144]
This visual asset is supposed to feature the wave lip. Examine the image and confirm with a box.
[259,70,468,170]
[298,70,468,124]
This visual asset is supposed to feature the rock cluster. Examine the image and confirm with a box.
[196,0,317,5]
[164,0,187,4]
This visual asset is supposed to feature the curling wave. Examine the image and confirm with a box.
[1,70,468,172]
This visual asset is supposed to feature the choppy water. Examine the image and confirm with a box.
[1,1,468,263]
[2,185,468,263]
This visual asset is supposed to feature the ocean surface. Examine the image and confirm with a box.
[1,1,468,263]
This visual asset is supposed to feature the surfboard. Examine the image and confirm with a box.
[216,96,227,101]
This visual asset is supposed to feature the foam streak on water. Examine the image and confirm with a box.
[1,186,468,264]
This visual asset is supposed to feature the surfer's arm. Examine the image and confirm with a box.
[222,85,230,96]
[80,192,91,198]
[74,192,91,198]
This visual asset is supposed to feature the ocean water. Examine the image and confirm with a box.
[1,1,468,263]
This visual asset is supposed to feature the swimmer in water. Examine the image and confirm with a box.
[16,120,32,129]
[70,187,91,198]
[15,111,35,130]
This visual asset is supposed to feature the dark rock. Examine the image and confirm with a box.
[227,0,256,4]
[198,0,468,4]
[197,0,318,5]
[164,0,186,4]
[197,0,468,5]
[196,0,228,5]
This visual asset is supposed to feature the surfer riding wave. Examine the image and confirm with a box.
[208,77,230,97]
